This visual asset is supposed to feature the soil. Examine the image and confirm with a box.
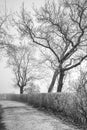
[0,101,80,130]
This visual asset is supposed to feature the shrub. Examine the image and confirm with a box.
[0,91,87,127]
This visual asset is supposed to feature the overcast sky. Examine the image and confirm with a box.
[0,0,45,93]
[0,0,81,94]
[0,0,45,14]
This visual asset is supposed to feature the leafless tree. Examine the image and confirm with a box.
[0,12,14,58]
[16,0,87,92]
[7,43,40,94]
[0,15,8,49]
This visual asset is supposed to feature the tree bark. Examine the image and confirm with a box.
[57,70,64,92]
[20,87,23,94]
[48,69,59,92]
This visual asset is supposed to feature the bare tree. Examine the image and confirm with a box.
[7,43,39,94]
[0,15,8,49]
[0,12,15,58]
[16,0,87,92]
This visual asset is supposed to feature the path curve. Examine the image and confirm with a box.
[0,101,79,130]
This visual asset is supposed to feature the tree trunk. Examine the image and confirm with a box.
[48,69,59,92]
[20,87,23,94]
[57,70,64,92]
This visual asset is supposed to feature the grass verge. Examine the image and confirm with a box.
[0,105,6,130]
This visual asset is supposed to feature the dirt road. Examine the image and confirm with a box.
[0,101,79,130]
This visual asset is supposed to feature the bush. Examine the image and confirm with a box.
[0,92,86,127]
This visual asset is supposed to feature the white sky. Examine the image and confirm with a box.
[0,0,45,14]
[0,0,80,94]
[0,0,45,93]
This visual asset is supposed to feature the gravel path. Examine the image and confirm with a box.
[0,101,80,130]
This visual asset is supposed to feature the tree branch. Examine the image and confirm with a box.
[64,55,87,71]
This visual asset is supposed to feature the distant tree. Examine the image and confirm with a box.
[16,0,87,92]
[24,82,40,94]
[0,15,8,49]
[0,12,14,59]
[7,43,39,94]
